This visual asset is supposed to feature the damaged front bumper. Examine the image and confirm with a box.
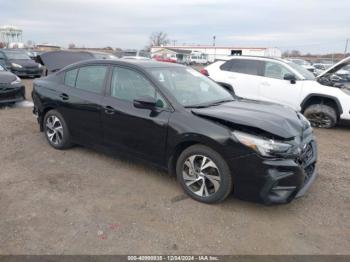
[230,136,318,205]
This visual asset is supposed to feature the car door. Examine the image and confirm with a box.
[101,65,171,164]
[58,65,108,145]
[259,61,303,109]
[220,59,264,100]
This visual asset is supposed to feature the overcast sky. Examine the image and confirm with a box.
[1,0,350,54]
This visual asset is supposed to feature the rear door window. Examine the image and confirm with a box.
[75,65,108,94]
[220,59,264,76]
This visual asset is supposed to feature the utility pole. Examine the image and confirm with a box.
[172,40,177,47]
[213,35,216,60]
[344,38,349,57]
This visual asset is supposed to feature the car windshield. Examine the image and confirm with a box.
[4,51,31,60]
[286,61,315,80]
[149,67,234,107]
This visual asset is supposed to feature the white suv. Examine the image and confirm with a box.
[204,56,350,128]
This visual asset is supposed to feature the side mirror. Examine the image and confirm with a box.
[133,95,157,109]
[284,73,297,84]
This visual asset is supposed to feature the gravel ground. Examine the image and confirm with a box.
[0,79,349,255]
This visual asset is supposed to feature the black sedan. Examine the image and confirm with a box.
[32,59,317,204]
[0,64,25,104]
[0,49,43,77]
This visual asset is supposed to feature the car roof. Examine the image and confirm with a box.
[218,55,287,63]
[65,59,185,70]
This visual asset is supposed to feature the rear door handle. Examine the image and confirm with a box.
[59,93,69,100]
[104,105,115,115]
[261,82,270,86]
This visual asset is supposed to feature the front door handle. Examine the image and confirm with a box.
[59,93,69,100]
[104,106,115,115]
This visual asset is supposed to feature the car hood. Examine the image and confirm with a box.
[0,71,17,84]
[317,56,350,78]
[10,59,39,67]
[191,99,304,139]
[39,51,94,74]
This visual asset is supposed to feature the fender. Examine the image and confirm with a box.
[166,132,231,175]
[300,93,343,114]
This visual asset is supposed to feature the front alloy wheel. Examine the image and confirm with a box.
[182,155,221,197]
[176,145,233,203]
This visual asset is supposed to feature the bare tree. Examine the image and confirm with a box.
[147,31,170,50]
[290,50,301,57]
[68,43,76,49]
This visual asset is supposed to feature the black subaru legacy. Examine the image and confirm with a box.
[32,59,317,204]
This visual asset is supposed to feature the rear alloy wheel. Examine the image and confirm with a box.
[176,145,233,203]
[43,110,72,149]
[304,104,337,128]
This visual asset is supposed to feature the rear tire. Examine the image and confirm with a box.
[176,145,233,203]
[43,109,72,149]
[303,104,337,128]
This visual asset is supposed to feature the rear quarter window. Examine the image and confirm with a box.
[64,68,78,87]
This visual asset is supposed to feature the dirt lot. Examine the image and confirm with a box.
[0,79,349,255]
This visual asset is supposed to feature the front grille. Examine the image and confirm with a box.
[296,141,316,185]
[0,84,14,92]
[0,86,24,100]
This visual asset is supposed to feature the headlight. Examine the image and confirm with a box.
[11,76,21,85]
[11,63,22,68]
[233,131,292,157]
[38,63,42,68]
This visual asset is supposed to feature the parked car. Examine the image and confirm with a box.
[190,52,209,65]
[317,57,350,87]
[38,50,117,75]
[32,58,317,204]
[0,64,25,105]
[204,56,350,128]
[153,55,177,63]
[0,49,43,77]
[313,63,333,76]
[287,58,316,74]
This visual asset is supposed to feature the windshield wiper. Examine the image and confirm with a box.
[208,99,234,106]
[185,99,234,109]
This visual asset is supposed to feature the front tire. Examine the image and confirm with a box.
[176,145,233,203]
[303,104,337,128]
[43,109,72,149]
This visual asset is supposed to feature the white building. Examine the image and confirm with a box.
[0,25,23,47]
[151,45,282,62]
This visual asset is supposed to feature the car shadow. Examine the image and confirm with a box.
[72,144,295,210]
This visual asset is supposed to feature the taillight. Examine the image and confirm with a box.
[200,68,209,76]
